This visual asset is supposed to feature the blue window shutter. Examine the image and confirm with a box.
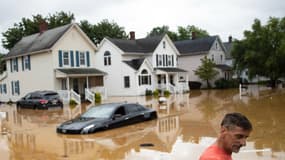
[11,81,14,95]
[22,56,24,71]
[28,55,31,70]
[3,84,6,94]
[10,59,13,72]
[58,50,63,67]
[17,81,20,94]
[76,51,79,67]
[15,58,18,72]
[70,51,74,67]
[86,51,90,67]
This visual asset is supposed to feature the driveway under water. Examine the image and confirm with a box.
[0,85,285,159]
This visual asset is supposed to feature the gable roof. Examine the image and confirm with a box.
[107,35,164,53]
[174,36,220,55]
[123,58,145,70]
[223,42,233,59]
[5,24,73,59]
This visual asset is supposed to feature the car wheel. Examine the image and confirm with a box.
[33,105,37,110]
[16,103,21,109]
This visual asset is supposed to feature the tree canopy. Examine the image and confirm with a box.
[2,11,74,50]
[231,17,285,87]
[1,12,128,50]
[147,25,209,41]
[194,56,218,88]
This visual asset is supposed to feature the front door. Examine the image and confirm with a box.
[73,79,79,93]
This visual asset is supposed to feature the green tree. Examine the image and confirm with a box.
[92,19,127,44]
[231,17,285,88]
[2,11,74,50]
[0,54,6,74]
[147,25,209,41]
[177,25,209,40]
[147,25,178,40]
[194,56,219,88]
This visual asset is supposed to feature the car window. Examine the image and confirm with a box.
[24,93,32,99]
[44,92,59,99]
[81,106,114,118]
[114,107,126,116]
[125,104,146,114]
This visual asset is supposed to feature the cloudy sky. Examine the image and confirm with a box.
[0,0,284,53]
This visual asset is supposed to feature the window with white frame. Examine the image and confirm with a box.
[124,76,130,88]
[11,81,20,95]
[63,51,69,65]
[104,51,111,66]
[13,59,17,71]
[80,52,85,65]
[211,55,214,61]
[24,56,30,70]
[220,55,223,62]
[139,69,151,85]
[163,41,166,49]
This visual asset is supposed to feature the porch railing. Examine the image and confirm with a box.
[71,89,81,104]
[85,88,95,103]
[57,90,70,104]
[91,86,107,100]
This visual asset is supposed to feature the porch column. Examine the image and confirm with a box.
[67,77,70,90]
[165,74,169,90]
[86,76,89,89]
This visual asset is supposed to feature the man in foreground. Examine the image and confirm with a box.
[199,112,253,160]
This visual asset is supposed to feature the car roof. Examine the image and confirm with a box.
[29,90,58,95]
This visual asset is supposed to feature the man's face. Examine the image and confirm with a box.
[222,126,251,153]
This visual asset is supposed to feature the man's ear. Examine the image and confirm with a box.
[220,126,227,134]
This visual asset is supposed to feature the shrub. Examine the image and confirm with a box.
[164,90,171,97]
[69,99,77,106]
[7,99,13,105]
[215,78,239,89]
[153,89,160,97]
[95,92,102,104]
[145,89,152,96]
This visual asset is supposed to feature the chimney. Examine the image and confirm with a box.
[39,20,48,34]
[191,31,196,40]
[229,35,232,43]
[130,31,135,40]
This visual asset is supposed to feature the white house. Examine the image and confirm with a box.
[0,23,106,103]
[94,33,189,96]
[176,35,232,88]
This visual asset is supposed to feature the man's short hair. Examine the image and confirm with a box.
[221,112,252,131]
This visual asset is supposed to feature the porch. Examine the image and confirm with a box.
[154,68,189,94]
[55,68,107,104]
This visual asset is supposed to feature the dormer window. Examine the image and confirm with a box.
[104,51,111,66]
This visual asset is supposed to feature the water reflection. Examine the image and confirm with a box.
[0,87,285,159]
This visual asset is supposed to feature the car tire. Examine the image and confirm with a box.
[33,105,37,110]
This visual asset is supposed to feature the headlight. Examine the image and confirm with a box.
[81,124,95,134]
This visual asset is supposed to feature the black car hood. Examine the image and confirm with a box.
[59,117,108,130]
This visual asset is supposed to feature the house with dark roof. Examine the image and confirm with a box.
[0,23,106,103]
[175,35,232,88]
[94,32,189,96]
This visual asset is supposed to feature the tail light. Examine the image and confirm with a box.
[39,99,48,104]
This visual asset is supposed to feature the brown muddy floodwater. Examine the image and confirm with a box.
[0,85,285,160]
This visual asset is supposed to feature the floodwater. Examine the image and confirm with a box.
[0,85,285,160]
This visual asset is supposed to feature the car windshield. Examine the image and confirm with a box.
[81,106,114,119]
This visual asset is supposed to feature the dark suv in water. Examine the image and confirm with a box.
[17,90,63,109]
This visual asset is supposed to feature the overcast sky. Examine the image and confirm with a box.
[0,0,284,53]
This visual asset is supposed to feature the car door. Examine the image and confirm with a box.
[124,104,145,124]
[109,106,128,128]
